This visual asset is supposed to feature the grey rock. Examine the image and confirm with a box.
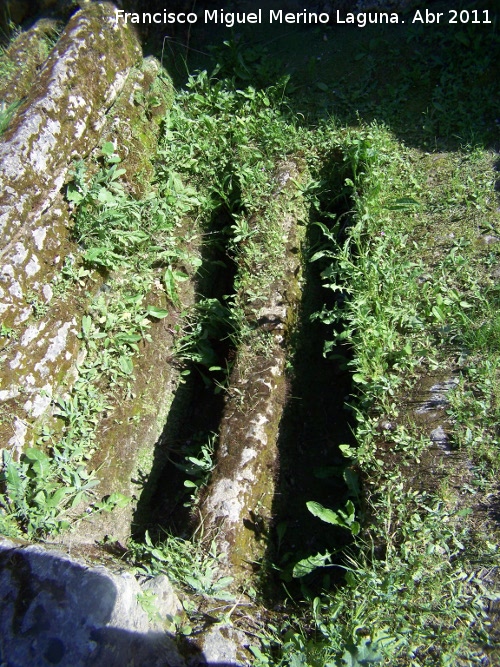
[0,539,186,667]
[430,425,448,443]
[198,624,248,666]
[142,574,185,631]
[479,234,500,245]
[415,377,458,414]
[430,425,452,454]
[198,161,307,586]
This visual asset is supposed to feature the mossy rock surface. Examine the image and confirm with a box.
[0,0,175,499]
[198,161,308,584]
[94,55,174,198]
[0,18,61,104]
[71,282,196,545]
[0,3,141,454]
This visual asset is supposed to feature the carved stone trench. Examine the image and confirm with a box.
[167,160,308,583]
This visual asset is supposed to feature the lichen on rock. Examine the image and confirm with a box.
[0,4,144,459]
[0,18,61,105]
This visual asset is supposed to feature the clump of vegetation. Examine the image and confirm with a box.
[0,99,19,135]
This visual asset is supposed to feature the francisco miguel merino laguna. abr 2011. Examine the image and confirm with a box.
[114,9,335,27]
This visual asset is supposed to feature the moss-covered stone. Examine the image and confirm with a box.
[0,18,60,104]
[198,162,308,585]
[0,3,143,454]
[71,290,186,544]
[0,2,141,257]
[0,0,186,550]
[94,56,174,198]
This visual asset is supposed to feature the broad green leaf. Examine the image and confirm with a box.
[185,575,202,591]
[66,182,84,204]
[432,305,445,322]
[24,448,50,464]
[82,315,92,337]
[71,491,86,509]
[350,521,361,536]
[97,187,115,204]
[81,478,100,491]
[292,551,332,578]
[164,266,180,307]
[47,487,70,508]
[33,490,47,506]
[341,637,383,665]
[118,356,133,375]
[146,306,169,319]
[307,501,341,525]
[106,492,130,508]
[339,444,356,458]
[110,167,126,180]
[289,654,308,667]
[101,141,115,156]
[115,333,142,344]
[213,576,234,589]
[344,500,356,521]
[310,250,329,262]
[4,462,23,493]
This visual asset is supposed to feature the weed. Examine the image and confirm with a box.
[175,298,236,386]
[0,99,20,135]
[137,590,162,625]
[25,290,50,320]
[127,530,234,602]
[68,143,200,278]
[179,433,217,505]
[0,324,17,341]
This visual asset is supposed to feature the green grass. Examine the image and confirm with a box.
[0,100,20,135]
[146,55,499,660]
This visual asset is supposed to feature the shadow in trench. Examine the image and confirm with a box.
[262,153,358,600]
[132,206,238,540]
